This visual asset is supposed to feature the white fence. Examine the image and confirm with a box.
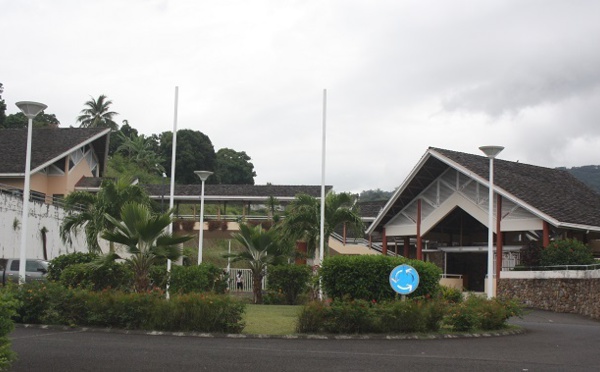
[225,268,267,292]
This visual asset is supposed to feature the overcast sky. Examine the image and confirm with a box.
[2,0,600,193]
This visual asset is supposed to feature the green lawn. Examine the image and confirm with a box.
[242,305,301,335]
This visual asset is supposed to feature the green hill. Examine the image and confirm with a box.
[560,165,600,194]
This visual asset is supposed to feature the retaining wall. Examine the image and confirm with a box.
[498,270,600,320]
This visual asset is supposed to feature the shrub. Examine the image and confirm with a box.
[0,289,18,371]
[297,296,520,334]
[296,301,327,333]
[540,239,595,267]
[520,241,542,267]
[374,300,425,333]
[10,283,246,333]
[445,296,522,332]
[438,285,463,303]
[322,299,375,334]
[59,262,133,291]
[169,264,227,294]
[47,252,99,281]
[267,264,312,305]
[150,293,246,333]
[320,255,441,301]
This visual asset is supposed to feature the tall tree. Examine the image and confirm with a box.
[282,192,364,259]
[108,120,139,155]
[227,223,291,304]
[215,148,256,184]
[159,129,216,184]
[77,94,119,130]
[60,178,151,253]
[102,202,190,292]
[3,112,60,129]
[116,131,164,172]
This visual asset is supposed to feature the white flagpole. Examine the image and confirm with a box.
[166,86,179,299]
[319,89,327,300]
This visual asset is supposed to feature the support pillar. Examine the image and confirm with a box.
[496,194,503,289]
[543,221,550,248]
[417,199,422,260]
[382,227,388,256]
[403,237,410,258]
[295,241,307,265]
[343,223,347,246]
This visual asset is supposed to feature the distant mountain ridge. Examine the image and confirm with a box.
[560,165,600,194]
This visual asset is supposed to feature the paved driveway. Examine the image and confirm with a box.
[9,309,600,371]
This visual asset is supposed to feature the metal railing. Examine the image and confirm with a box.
[510,262,600,271]
[225,268,267,292]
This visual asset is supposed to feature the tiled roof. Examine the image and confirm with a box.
[142,183,331,201]
[431,147,600,228]
[357,201,387,218]
[0,128,110,174]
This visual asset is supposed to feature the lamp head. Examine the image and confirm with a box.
[194,170,213,182]
[479,145,504,159]
[15,101,47,119]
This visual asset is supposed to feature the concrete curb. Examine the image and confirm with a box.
[16,323,526,340]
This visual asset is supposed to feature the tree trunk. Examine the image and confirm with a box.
[253,273,263,304]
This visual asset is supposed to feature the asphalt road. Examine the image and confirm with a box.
[9,309,600,371]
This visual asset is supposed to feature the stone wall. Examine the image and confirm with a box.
[498,277,600,320]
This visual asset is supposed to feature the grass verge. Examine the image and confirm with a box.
[242,305,301,335]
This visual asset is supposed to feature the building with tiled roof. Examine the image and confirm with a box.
[367,147,600,293]
[0,127,111,201]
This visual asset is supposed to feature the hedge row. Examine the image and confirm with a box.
[8,281,245,333]
[297,296,521,334]
[320,255,442,301]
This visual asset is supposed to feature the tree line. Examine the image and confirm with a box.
[0,84,256,186]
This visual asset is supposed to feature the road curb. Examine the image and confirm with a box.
[16,323,526,340]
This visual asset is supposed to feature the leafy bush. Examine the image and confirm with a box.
[520,241,542,267]
[438,285,463,303]
[169,264,228,294]
[151,293,245,333]
[540,239,595,267]
[445,296,523,332]
[0,288,18,371]
[9,283,245,333]
[320,255,441,301]
[297,296,520,334]
[267,264,312,305]
[59,262,133,291]
[47,252,99,281]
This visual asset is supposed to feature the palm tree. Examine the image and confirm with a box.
[282,192,364,260]
[116,131,165,172]
[77,94,119,129]
[228,223,291,304]
[60,178,150,254]
[102,202,191,292]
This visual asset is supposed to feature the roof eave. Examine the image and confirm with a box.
[366,150,433,235]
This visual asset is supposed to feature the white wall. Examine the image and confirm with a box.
[0,191,90,259]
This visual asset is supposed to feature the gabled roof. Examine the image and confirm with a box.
[368,147,600,234]
[0,128,111,175]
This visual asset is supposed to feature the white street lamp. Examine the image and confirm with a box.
[479,145,504,299]
[16,101,47,285]
[194,170,212,264]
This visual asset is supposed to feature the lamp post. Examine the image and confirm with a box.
[15,101,47,285]
[161,172,167,213]
[194,170,212,264]
[479,145,504,299]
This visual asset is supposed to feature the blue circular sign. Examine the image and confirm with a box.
[389,264,420,295]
